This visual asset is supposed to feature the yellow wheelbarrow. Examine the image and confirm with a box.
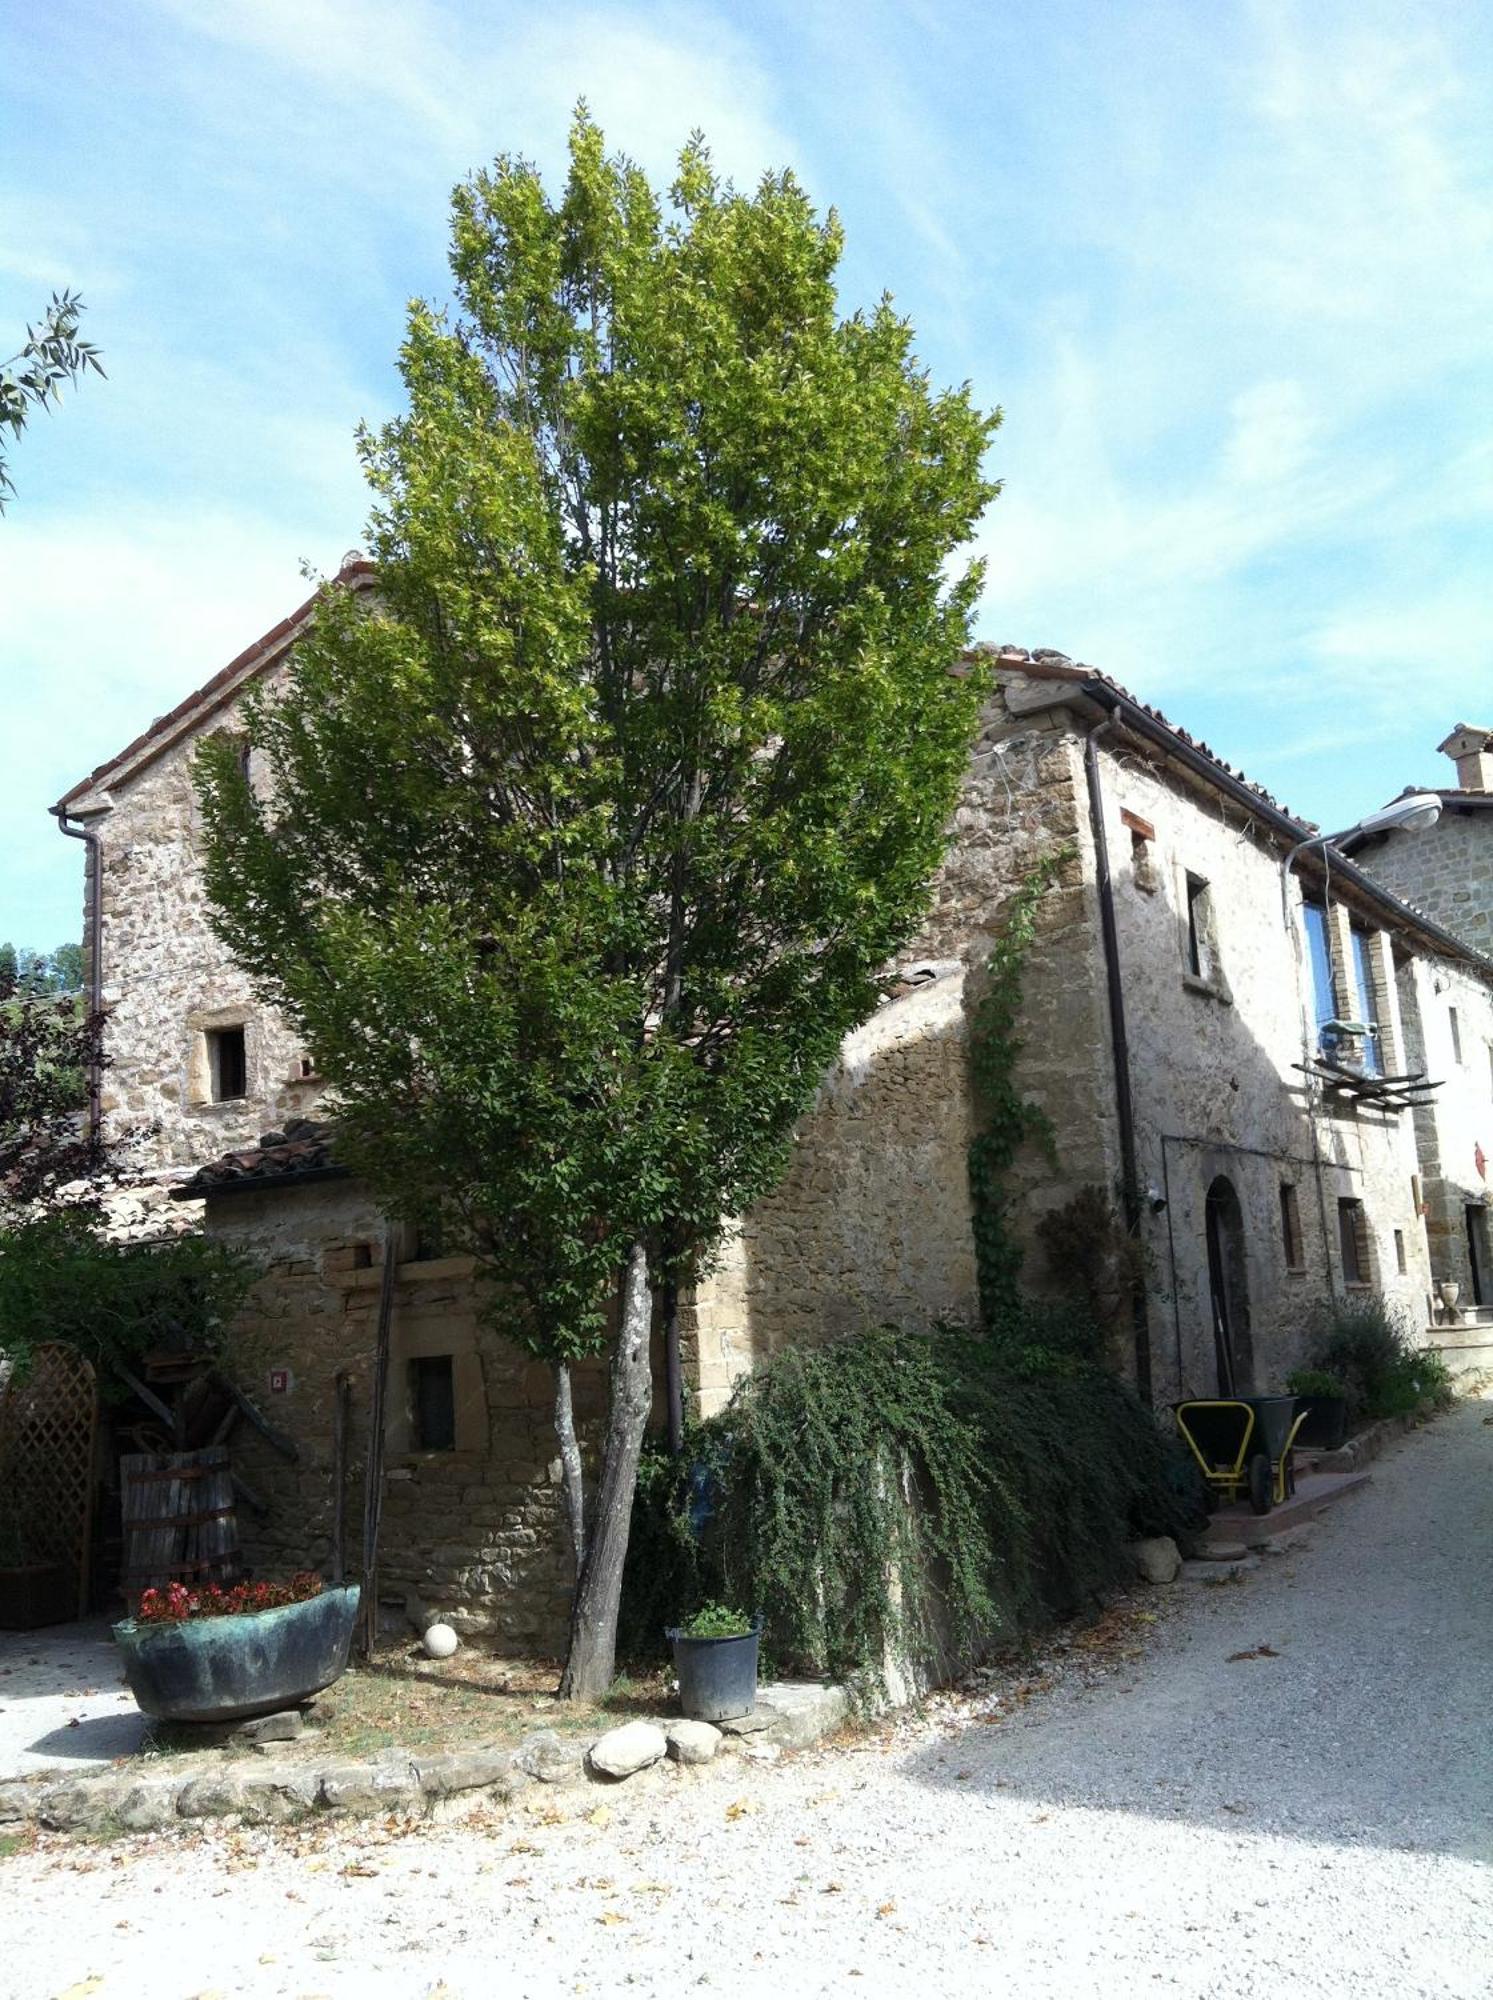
[1174,1396,1310,1515]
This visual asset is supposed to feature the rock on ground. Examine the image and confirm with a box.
[1128,1535,1182,1584]
[587,1720,667,1779]
[666,1720,721,1765]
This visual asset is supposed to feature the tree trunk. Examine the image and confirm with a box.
[553,1361,587,1574]
[558,1240,652,1701]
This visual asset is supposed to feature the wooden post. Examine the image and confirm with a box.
[359,1226,399,1658]
[331,1371,351,1586]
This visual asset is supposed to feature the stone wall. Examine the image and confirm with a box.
[688,663,1116,1413]
[208,1178,600,1653]
[1354,807,1493,959]
[80,663,326,1177]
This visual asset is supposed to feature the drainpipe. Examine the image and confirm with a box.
[1082,717,1154,1403]
[50,805,104,1150]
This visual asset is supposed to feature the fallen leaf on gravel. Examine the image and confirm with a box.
[876,1902,896,1918]
[822,1881,843,1894]
[1226,1644,1280,1662]
[340,1862,379,1878]
[586,1805,611,1828]
[725,1799,758,1820]
[55,1981,104,2000]
[598,1910,627,1927]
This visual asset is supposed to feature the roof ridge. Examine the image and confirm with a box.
[53,556,374,812]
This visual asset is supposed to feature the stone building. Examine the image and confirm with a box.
[1339,723,1493,960]
[687,651,1493,1413]
[50,585,1493,1643]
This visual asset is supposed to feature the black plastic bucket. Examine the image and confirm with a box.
[667,1624,760,1722]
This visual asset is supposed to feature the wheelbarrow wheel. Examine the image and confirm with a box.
[1247,1452,1272,1515]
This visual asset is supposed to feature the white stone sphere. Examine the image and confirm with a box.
[423,1621,459,1659]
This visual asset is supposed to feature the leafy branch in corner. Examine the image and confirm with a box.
[1,290,105,510]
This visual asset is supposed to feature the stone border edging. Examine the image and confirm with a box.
[0,1680,848,1840]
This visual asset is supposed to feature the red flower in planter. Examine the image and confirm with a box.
[135,1572,324,1622]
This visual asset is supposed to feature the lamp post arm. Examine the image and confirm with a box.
[1280,832,1328,926]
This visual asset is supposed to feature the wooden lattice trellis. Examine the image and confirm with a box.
[0,1343,98,1621]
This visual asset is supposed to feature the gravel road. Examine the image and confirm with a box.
[3,1396,1489,2000]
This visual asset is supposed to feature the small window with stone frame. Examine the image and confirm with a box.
[1337,1197,1372,1288]
[1183,872,1222,988]
[408,1354,456,1452]
[1279,1182,1305,1273]
[206,1024,247,1102]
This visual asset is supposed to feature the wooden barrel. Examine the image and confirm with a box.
[120,1446,240,1607]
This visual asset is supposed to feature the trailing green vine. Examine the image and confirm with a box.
[967,849,1071,1325]
[619,1321,1204,1699]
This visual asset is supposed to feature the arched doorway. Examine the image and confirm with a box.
[1204,1176,1254,1395]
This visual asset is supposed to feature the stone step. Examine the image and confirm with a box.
[1204,1468,1372,1549]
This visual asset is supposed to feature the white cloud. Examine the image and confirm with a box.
[148,0,799,192]
[1223,380,1318,487]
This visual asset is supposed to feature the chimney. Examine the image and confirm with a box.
[1437,724,1493,793]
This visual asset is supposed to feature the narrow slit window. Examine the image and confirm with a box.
[1337,1197,1370,1286]
[207,1025,247,1102]
[1185,874,1213,981]
[409,1355,456,1452]
[1394,1228,1407,1276]
[1449,1006,1463,1064]
[1279,1183,1304,1271]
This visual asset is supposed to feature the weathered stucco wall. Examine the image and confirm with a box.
[1398,954,1493,1306]
[211,1179,597,1652]
[1091,731,1435,1401]
[80,664,326,1175]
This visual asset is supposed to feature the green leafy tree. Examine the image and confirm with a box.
[0,942,86,995]
[1,291,104,510]
[195,116,999,1697]
[0,966,106,1203]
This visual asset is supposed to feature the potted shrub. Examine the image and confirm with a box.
[1285,1368,1350,1451]
[667,1603,760,1723]
[113,1573,361,1723]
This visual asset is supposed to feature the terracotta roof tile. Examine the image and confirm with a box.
[171,1119,343,1198]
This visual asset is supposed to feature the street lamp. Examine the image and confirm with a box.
[1280,791,1442,923]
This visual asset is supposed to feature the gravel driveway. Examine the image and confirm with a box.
[3,1396,1488,2000]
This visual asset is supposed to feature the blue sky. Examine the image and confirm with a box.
[3,0,1491,949]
